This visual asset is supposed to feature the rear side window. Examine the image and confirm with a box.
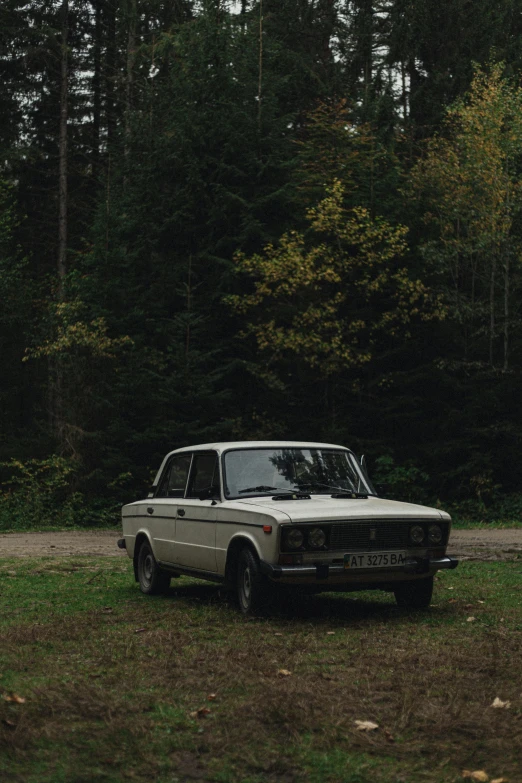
[157,454,192,498]
[186,453,219,498]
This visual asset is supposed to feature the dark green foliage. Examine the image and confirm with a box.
[1,1,522,522]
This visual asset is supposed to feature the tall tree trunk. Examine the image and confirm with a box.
[58,0,68,293]
[105,0,117,156]
[489,258,496,367]
[124,0,137,166]
[258,0,263,129]
[401,60,408,120]
[503,253,509,371]
[357,0,373,111]
[92,0,102,179]
[55,0,69,451]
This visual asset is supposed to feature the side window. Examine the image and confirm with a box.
[156,454,192,498]
[186,453,219,499]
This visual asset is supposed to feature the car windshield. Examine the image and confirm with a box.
[223,447,371,499]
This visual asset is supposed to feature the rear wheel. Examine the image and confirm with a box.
[237,548,272,614]
[137,541,171,595]
[394,576,433,609]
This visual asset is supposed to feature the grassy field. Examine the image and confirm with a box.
[1,558,521,783]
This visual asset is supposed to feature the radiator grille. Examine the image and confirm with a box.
[328,520,447,551]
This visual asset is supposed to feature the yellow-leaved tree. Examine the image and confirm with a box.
[227,180,444,382]
[409,63,522,370]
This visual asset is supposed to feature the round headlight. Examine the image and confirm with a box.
[428,524,442,544]
[286,528,304,549]
[410,525,425,544]
[308,527,326,549]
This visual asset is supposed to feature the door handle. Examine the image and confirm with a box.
[147,507,154,515]
[178,508,185,517]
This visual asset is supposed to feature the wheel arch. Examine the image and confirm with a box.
[224,534,261,588]
[133,530,155,583]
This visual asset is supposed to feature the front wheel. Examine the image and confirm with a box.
[137,541,171,595]
[394,576,433,609]
[237,548,272,614]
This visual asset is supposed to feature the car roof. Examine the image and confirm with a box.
[152,441,350,486]
[168,440,348,455]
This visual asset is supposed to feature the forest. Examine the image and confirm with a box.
[1,0,522,528]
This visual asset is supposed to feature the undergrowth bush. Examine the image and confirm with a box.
[372,455,430,504]
[0,456,121,531]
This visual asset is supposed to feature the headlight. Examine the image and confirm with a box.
[409,525,425,544]
[286,528,304,549]
[428,524,442,544]
[308,527,326,549]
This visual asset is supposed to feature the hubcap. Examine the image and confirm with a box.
[241,566,251,607]
[143,554,153,583]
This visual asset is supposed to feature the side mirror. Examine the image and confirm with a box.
[199,486,220,501]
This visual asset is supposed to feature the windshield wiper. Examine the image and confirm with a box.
[238,485,279,494]
[296,481,351,492]
[296,482,367,498]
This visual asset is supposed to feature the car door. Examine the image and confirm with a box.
[175,452,219,572]
[142,452,192,564]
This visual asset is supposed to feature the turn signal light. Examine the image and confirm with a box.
[263,525,272,534]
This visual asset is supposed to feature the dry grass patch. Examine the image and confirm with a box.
[0,558,521,783]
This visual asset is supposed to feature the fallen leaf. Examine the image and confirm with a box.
[462,771,489,782]
[134,628,146,634]
[2,719,16,728]
[464,604,473,609]
[277,669,292,677]
[448,598,458,604]
[326,631,335,635]
[354,720,379,731]
[491,697,511,709]
[274,632,283,636]
[478,600,485,604]
[384,728,395,742]
[2,693,26,704]
[467,616,476,622]
[447,586,454,590]
[189,706,211,719]
[491,778,509,783]
[207,693,217,701]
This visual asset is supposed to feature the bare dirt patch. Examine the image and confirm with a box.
[448,528,522,561]
[0,527,521,560]
[0,529,124,558]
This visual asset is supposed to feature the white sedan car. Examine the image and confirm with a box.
[119,441,458,613]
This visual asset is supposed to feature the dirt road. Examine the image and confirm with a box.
[0,528,521,560]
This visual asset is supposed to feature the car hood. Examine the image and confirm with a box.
[230,495,448,523]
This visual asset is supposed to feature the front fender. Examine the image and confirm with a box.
[227,531,264,562]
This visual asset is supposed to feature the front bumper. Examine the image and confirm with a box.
[260,554,459,581]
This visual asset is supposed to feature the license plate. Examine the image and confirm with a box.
[344,551,406,570]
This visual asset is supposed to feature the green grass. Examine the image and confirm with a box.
[1,558,521,783]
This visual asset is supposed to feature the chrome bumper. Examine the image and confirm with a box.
[260,555,459,580]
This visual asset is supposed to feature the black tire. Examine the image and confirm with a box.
[394,576,434,609]
[137,540,171,595]
[236,547,272,614]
